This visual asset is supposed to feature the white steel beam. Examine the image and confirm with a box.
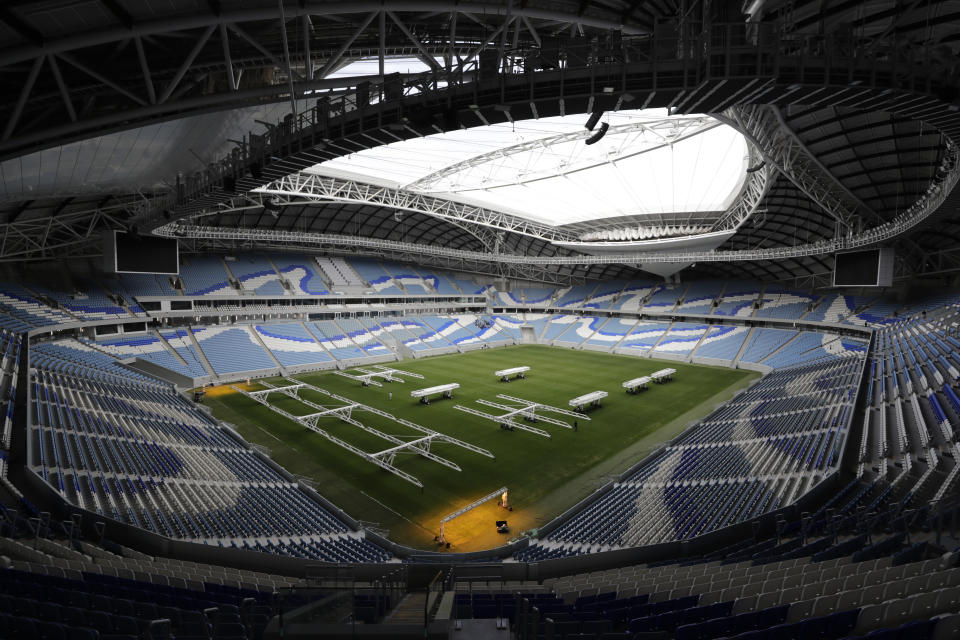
[283,378,495,459]
[496,394,588,419]
[259,380,462,470]
[371,364,425,379]
[333,370,384,386]
[253,173,576,242]
[453,404,552,437]
[719,104,863,230]
[440,486,508,524]
[230,385,423,487]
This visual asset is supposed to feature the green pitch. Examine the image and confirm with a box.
[200,345,758,551]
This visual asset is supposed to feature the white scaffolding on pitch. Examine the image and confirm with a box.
[494,366,530,382]
[453,394,589,438]
[232,379,493,488]
[410,383,460,404]
[334,364,426,387]
[569,391,608,411]
[651,368,677,382]
[623,376,652,393]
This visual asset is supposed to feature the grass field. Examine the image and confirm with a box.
[200,345,759,552]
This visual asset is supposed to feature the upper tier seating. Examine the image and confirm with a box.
[179,256,233,296]
[609,282,659,312]
[379,260,434,293]
[318,256,364,287]
[0,283,75,331]
[349,258,402,293]
[806,294,859,324]
[225,254,284,296]
[755,285,818,320]
[675,280,723,315]
[110,273,177,299]
[643,284,684,313]
[857,300,903,326]
[426,270,463,294]
[713,282,763,317]
[30,283,128,321]
[449,274,487,295]
[555,284,599,309]
[499,287,554,307]
[269,253,330,295]
[583,280,636,310]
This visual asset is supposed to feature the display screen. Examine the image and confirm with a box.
[834,249,881,286]
[113,232,179,274]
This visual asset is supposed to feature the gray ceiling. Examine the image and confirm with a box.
[0,1,958,285]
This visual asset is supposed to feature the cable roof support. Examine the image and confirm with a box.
[718,104,863,232]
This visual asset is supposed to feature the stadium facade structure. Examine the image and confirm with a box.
[2,1,960,638]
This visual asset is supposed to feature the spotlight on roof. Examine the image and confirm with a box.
[585,110,604,131]
[263,197,282,218]
[585,122,609,145]
[746,160,767,173]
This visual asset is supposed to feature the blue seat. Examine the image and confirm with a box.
[36,600,64,622]
[895,618,936,640]
[828,608,860,636]
[110,599,135,617]
[60,606,89,627]
[113,615,142,636]
[213,621,248,639]
[178,610,210,636]
[86,610,114,633]
[65,590,89,609]
[10,616,39,637]
[37,620,68,640]
[88,594,113,612]
[133,601,158,619]
[11,596,35,616]
[67,628,100,640]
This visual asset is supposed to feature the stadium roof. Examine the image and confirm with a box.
[308,107,750,228]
